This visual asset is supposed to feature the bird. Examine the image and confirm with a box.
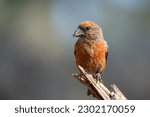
[73,21,108,84]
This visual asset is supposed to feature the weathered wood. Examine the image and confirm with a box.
[72,65,127,100]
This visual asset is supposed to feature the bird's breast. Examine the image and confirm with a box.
[75,39,107,74]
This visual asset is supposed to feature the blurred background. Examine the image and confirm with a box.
[0,0,150,99]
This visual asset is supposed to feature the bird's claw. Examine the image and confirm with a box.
[95,73,103,83]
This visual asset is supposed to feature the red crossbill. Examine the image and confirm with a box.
[73,21,108,83]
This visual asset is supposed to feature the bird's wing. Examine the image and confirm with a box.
[105,50,108,63]
[74,49,76,57]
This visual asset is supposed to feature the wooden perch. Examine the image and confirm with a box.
[72,66,127,100]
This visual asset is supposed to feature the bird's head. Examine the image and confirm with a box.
[73,21,103,40]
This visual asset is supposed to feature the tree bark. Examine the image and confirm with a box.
[72,66,127,100]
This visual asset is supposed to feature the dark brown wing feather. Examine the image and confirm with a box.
[74,49,76,57]
[105,51,108,63]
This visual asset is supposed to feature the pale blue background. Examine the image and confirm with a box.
[0,0,150,99]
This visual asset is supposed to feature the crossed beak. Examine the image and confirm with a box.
[73,28,85,37]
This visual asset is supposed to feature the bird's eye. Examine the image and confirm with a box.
[86,27,90,30]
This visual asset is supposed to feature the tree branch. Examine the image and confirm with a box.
[72,66,127,100]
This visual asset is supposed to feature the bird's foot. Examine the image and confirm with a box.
[95,73,103,83]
